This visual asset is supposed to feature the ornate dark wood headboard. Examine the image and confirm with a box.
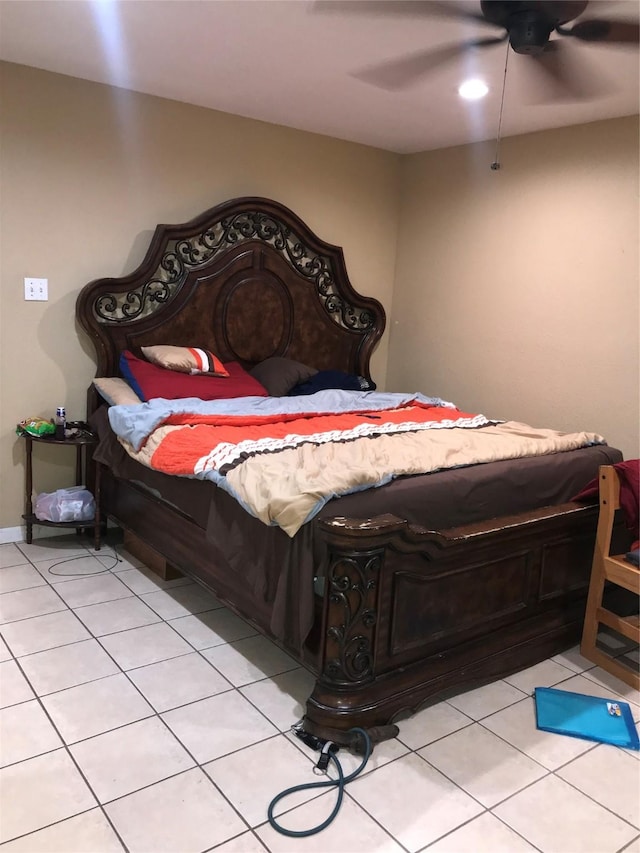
[76,197,386,394]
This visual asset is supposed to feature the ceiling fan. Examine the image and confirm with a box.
[315,1,639,100]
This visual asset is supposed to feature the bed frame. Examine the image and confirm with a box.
[77,196,611,747]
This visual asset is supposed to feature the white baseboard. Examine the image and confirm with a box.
[0,526,73,545]
[0,526,23,544]
[0,520,118,545]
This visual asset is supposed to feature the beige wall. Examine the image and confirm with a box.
[1,62,638,533]
[0,62,401,529]
[388,116,639,461]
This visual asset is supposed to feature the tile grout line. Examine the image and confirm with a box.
[203,826,271,853]
[437,690,640,837]
[0,804,130,853]
[13,534,388,847]
[2,539,300,848]
[617,834,640,853]
[1,652,131,851]
[3,539,639,851]
[546,756,640,835]
[410,809,532,853]
[5,540,280,678]
[290,734,481,853]
[95,560,328,744]
[39,544,337,842]
[63,573,401,845]
[467,733,640,842]
[93,648,295,842]
[2,590,256,847]
[0,573,73,628]
[3,555,312,743]
[342,786,416,853]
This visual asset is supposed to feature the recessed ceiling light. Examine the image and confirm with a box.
[458,79,489,100]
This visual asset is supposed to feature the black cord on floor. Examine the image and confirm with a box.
[267,727,372,838]
[44,544,123,576]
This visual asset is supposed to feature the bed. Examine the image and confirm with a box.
[76,196,626,747]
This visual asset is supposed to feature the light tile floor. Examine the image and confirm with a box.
[1,533,639,853]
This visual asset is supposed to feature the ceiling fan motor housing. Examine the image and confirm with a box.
[480,1,589,54]
[507,11,554,53]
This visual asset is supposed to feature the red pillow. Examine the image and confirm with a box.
[119,351,268,402]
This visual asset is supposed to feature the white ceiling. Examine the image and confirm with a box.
[0,0,638,153]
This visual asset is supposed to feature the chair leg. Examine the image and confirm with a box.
[581,554,606,659]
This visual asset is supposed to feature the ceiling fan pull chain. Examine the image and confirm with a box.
[491,41,511,171]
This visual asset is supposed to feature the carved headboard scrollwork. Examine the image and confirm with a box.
[76,196,385,388]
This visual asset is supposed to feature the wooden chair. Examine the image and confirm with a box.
[580,465,640,689]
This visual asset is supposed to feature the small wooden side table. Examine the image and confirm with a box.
[20,430,102,550]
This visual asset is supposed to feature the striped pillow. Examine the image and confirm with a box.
[140,345,229,377]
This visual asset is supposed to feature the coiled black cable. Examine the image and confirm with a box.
[267,727,372,838]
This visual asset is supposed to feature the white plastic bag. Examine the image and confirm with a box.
[34,487,96,523]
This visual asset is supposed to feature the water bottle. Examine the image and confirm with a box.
[55,406,66,440]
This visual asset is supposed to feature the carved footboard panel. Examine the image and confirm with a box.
[305,505,600,738]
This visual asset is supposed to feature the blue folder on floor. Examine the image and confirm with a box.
[534,687,640,750]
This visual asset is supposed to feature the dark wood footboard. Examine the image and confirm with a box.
[101,465,616,746]
[304,505,604,739]
[77,197,627,750]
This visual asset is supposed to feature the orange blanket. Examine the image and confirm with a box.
[116,400,604,536]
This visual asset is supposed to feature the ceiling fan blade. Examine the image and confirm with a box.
[580,1,628,11]
[526,40,612,102]
[558,18,640,44]
[384,1,489,23]
[353,35,506,90]
[312,1,489,24]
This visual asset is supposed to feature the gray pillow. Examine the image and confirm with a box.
[249,357,318,397]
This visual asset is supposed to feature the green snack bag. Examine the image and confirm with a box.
[16,417,56,438]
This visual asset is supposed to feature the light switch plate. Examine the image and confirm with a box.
[24,278,48,301]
